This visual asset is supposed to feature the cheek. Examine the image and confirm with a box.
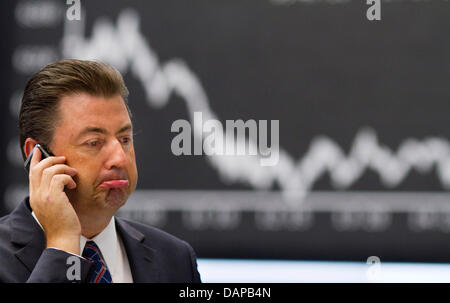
[127,155,138,186]
[73,172,91,190]
[129,159,138,178]
[71,164,98,188]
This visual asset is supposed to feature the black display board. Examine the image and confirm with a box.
[2,0,450,262]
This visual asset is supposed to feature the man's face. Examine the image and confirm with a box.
[49,93,138,217]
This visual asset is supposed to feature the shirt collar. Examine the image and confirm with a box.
[31,211,119,276]
[80,217,118,275]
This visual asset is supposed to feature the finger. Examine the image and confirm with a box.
[29,146,42,187]
[30,155,67,186]
[29,145,42,167]
[50,174,77,192]
[40,164,78,191]
[42,164,77,178]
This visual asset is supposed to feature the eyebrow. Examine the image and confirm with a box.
[77,123,133,139]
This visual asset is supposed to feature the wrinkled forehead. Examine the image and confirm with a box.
[55,93,132,138]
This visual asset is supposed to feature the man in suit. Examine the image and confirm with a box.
[0,59,201,283]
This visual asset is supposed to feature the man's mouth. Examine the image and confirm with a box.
[98,179,129,189]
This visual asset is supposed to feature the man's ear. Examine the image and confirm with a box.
[24,138,39,158]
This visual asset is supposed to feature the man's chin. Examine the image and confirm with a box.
[103,188,128,208]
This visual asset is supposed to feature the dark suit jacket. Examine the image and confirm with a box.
[0,197,201,283]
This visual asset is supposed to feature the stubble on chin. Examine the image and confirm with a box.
[67,184,131,216]
[93,188,128,212]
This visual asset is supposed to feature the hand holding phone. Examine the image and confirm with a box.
[24,144,54,173]
[27,144,82,255]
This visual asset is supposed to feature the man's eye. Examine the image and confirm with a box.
[87,140,101,147]
[121,137,132,144]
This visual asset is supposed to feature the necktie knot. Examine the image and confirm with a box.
[82,240,112,283]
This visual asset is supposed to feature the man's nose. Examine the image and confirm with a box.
[104,139,127,169]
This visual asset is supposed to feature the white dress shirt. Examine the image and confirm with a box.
[31,211,133,283]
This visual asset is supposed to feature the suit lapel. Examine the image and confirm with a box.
[10,197,46,273]
[10,198,160,282]
[115,218,160,282]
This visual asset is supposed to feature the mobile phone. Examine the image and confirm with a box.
[24,144,55,173]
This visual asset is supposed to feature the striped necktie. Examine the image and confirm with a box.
[82,240,112,283]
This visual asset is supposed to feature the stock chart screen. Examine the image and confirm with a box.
[1,0,450,264]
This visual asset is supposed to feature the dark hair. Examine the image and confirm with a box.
[18,59,130,160]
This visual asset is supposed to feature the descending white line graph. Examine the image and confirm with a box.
[61,9,450,203]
